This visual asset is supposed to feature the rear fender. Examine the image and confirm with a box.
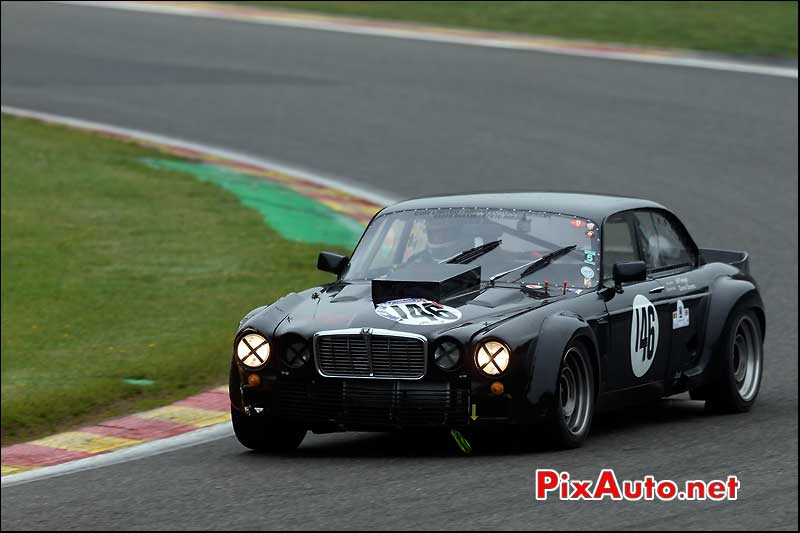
[687,276,764,387]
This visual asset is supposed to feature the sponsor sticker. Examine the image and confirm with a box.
[664,277,697,293]
[672,300,690,329]
[580,266,595,279]
[583,250,598,265]
[630,294,659,378]
[375,298,462,326]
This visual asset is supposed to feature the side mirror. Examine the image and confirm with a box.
[613,261,647,286]
[317,252,348,275]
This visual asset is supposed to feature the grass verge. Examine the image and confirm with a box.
[245,1,798,57]
[1,114,345,444]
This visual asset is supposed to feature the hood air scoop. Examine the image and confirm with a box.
[371,264,481,305]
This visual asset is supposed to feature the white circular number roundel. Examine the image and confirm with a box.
[375,298,461,326]
[630,294,659,378]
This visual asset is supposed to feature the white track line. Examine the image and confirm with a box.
[1,106,398,207]
[59,1,797,79]
[2,423,233,488]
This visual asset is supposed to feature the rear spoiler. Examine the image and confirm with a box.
[699,248,750,275]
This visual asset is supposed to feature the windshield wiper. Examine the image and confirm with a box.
[489,244,578,283]
[441,239,502,265]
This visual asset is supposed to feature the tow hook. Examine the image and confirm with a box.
[450,429,472,455]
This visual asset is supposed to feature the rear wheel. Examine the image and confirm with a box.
[702,308,763,412]
[547,339,595,448]
[231,408,306,452]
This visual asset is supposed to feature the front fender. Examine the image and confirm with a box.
[525,312,600,420]
[231,293,307,407]
[239,292,306,336]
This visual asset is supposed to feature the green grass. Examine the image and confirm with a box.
[0,115,344,444]
[245,1,798,57]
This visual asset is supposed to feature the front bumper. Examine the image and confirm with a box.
[238,376,515,431]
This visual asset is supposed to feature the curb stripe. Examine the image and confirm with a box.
[2,423,234,488]
[135,406,231,428]
[1,465,38,476]
[1,390,230,475]
[81,418,197,441]
[29,432,142,454]
[60,1,798,79]
[2,444,94,468]
[173,392,230,411]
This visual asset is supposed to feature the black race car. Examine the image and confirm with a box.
[229,193,764,450]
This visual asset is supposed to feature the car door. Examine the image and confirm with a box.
[601,212,673,396]
[632,210,710,383]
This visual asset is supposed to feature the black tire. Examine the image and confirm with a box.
[546,339,595,449]
[231,408,307,452]
[701,307,764,413]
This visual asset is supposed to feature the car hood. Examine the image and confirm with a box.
[249,281,576,341]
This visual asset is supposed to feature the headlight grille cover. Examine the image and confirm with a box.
[284,340,311,368]
[434,340,461,370]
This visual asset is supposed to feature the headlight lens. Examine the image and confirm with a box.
[236,333,270,368]
[434,340,461,371]
[475,339,511,376]
[283,340,311,368]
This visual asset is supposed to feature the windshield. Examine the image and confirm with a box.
[343,207,601,289]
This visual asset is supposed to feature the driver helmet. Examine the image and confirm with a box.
[426,216,467,261]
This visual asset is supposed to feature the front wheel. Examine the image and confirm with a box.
[231,408,307,452]
[547,339,595,448]
[702,308,764,412]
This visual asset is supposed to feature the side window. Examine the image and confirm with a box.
[633,211,662,270]
[650,212,694,269]
[602,214,639,280]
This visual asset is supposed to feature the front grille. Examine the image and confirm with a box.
[315,329,426,379]
[274,380,469,428]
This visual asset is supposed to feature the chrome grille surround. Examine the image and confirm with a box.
[314,328,428,380]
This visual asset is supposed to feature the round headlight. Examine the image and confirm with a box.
[475,340,511,376]
[434,340,461,371]
[236,333,270,368]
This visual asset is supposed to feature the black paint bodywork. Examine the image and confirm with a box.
[230,193,765,433]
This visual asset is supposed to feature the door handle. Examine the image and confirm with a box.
[649,286,665,294]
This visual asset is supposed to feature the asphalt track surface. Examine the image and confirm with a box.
[1,2,797,530]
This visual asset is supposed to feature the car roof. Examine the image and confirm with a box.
[380,191,668,223]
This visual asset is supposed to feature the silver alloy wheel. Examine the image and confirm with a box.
[732,315,762,402]
[559,346,592,435]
